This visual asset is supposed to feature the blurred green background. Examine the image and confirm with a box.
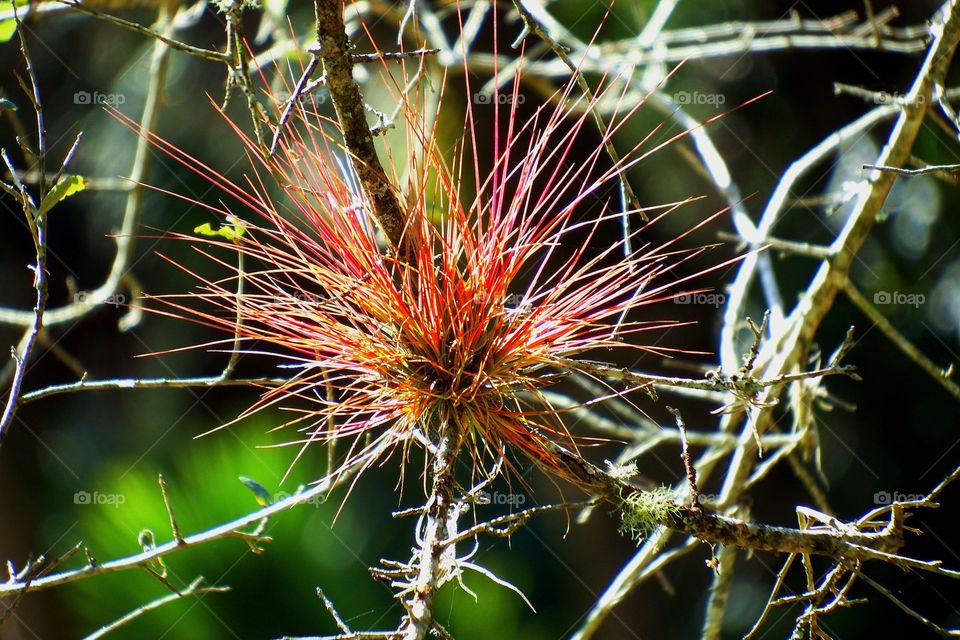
[2,0,960,638]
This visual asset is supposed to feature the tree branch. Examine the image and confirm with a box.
[313,0,407,255]
[399,417,460,640]
[0,446,380,596]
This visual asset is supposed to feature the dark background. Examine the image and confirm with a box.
[1,0,959,638]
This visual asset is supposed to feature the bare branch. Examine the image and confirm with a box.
[81,576,229,640]
[18,376,286,405]
[0,447,380,596]
[842,277,960,401]
[0,6,48,448]
[0,4,176,328]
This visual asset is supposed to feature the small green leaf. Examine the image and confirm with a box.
[194,216,246,241]
[239,475,273,507]
[37,175,85,216]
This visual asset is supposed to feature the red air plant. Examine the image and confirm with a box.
[115,46,734,493]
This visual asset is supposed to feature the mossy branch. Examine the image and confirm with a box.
[539,434,954,568]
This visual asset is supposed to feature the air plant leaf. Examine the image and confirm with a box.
[122,38,729,494]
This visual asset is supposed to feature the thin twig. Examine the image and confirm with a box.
[158,474,185,546]
[842,277,960,401]
[856,570,960,637]
[0,3,176,327]
[56,0,230,63]
[0,6,47,449]
[666,407,701,510]
[270,53,322,155]
[18,375,286,405]
[863,162,960,176]
[316,588,352,635]
[351,48,440,63]
[81,576,229,640]
[511,0,646,221]
[0,444,382,595]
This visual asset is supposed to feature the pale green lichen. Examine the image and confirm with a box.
[618,486,682,542]
[605,461,638,481]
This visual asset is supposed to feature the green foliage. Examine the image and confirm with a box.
[433,561,548,640]
[61,420,350,638]
[37,175,85,216]
[194,216,246,241]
